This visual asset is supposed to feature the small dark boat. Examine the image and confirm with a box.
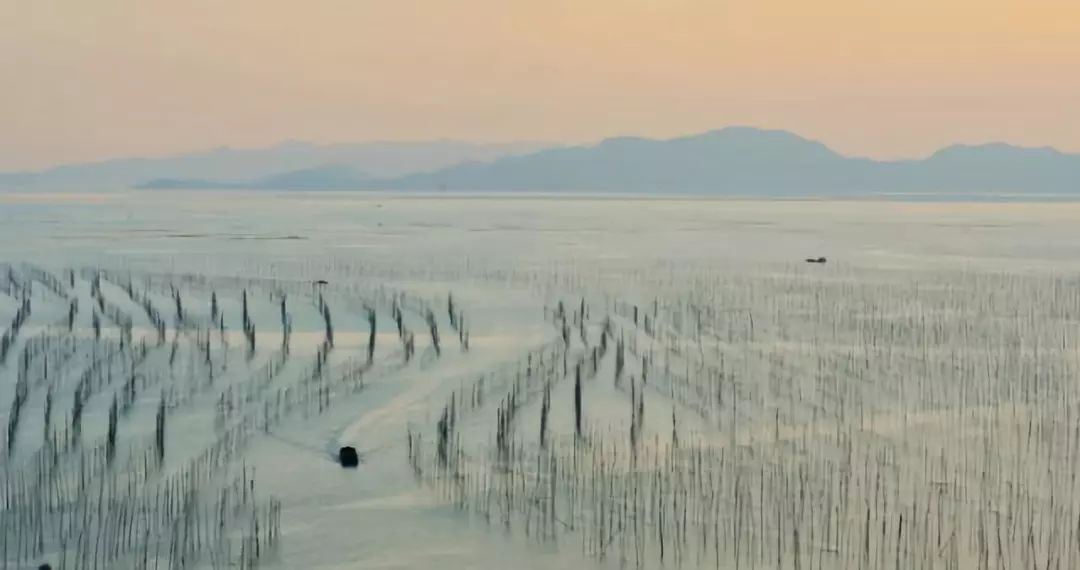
[805,257,827,264]
[338,446,359,468]
[315,279,329,286]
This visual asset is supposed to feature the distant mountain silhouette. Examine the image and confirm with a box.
[0,140,550,190]
[7,128,1079,195]
[367,127,1080,195]
[141,164,369,191]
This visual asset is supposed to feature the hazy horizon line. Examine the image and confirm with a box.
[6,124,1076,175]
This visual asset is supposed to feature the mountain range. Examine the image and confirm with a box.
[4,128,1078,196]
[0,140,549,191]
[368,128,1080,196]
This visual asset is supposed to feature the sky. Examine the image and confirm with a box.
[2,0,1079,171]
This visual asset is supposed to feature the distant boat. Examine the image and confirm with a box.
[805,257,827,264]
[315,279,329,285]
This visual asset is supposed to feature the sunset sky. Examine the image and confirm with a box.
[3,0,1078,170]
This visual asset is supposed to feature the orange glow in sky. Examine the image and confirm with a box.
[2,0,1078,169]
